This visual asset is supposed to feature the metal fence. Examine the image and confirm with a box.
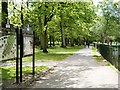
[96,44,120,70]
[0,27,35,83]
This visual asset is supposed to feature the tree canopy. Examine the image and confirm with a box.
[1,0,120,52]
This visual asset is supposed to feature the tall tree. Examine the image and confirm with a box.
[1,0,8,28]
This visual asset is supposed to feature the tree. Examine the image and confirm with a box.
[1,0,8,29]
[93,0,120,43]
[28,2,56,52]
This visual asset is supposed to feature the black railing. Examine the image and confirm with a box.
[96,44,120,70]
[0,27,35,83]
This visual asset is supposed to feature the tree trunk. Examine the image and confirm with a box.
[65,38,69,46]
[38,16,44,49]
[77,38,81,46]
[70,37,74,47]
[74,39,78,45]
[43,29,48,53]
[1,1,8,28]
[49,35,52,47]
[42,15,48,53]
[60,13,66,48]
[52,35,55,46]
[60,22,66,48]
[65,38,68,46]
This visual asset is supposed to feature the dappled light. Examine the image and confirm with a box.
[0,0,119,89]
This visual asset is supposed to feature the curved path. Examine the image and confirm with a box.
[30,47,119,88]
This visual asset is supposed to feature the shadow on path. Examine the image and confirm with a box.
[27,47,119,88]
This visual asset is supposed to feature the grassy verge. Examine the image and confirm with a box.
[7,45,84,62]
[92,47,105,62]
[0,66,48,81]
[92,47,113,66]
[92,47,120,73]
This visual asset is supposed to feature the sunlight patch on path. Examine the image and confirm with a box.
[30,47,119,88]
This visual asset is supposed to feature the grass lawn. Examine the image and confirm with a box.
[7,45,84,62]
[1,66,48,81]
[35,45,84,62]
[1,45,83,82]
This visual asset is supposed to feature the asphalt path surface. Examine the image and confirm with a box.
[29,47,119,88]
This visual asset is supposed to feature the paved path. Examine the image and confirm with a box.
[1,60,58,68]
[30,47,119,88]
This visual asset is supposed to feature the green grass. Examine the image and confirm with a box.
[92,47,105,62]
[35,45,84,62]
[92,47,112,66]
[7,45,84,62]
[92,47,114,66]
[1,45,83,83]
[0,66,48,81]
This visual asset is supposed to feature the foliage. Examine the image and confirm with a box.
[5,1,119,52]
[7,2,97,46]
[91,0,120,43]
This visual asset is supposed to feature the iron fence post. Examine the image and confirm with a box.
[20,27,23,82]
[15,26,19,83]
[33,31,35,76]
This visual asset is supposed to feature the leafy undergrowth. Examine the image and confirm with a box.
[7,45,84,62]
[1,66,48,81]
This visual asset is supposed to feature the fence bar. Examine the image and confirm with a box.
[16,26,19,83]
[97,44,120,70]
[20,28,23,82]
[33,31,35,76]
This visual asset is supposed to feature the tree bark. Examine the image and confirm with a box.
[43,29,48,53]
[38,16,44,49]
[49,35,52,47]
[41,3,54,53]
[52,35,55,46]
[65,38,69,46]
[1,1,8,28]
[77,38,81,46]
[60,13,66,48]
[70,37,74,47]
[74,39,78,45]
[42,15,48,53]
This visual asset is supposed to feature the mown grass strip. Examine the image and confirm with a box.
[92,47,114,66]
[92,47,105,62]
[1,66,48,81]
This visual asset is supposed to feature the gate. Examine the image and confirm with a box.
[0,26,35,83]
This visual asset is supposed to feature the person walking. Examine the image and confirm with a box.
[84,41,86,48]
[87,42,90,48]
